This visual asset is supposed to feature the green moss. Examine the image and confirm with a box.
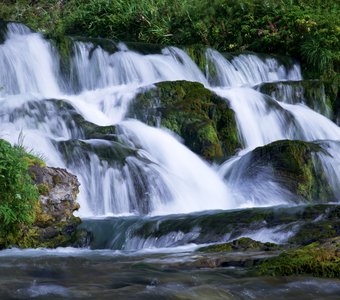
[246,140,334,202]
[259,238,340,278]
[130,80,240,161]
[198,237,279,253]
[37,183,50,196]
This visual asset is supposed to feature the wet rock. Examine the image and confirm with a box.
[198,237,280,253]
[259,237,340,278]
[17,164,90,248]
[257,80,332,117]
[230,140,335,203]
[128,80,240,161]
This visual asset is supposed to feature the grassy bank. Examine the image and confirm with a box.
[0,0,339,80]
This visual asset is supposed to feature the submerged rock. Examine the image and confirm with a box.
[129,80,240,161]
[16,164,89,248]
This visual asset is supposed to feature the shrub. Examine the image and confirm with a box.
[0,139,39,243]
[0,0,338,79]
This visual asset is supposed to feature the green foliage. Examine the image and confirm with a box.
[0,0,339,79]
[0,139,39,245]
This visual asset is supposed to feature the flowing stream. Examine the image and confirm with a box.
[1,22,340,299]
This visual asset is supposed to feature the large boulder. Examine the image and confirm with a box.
[16,164,88,248]
[128,80,240,161]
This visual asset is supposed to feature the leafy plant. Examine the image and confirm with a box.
[0,0,339,79]
[0,139,39,244]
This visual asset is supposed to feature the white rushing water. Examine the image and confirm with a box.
[1,22,339,217]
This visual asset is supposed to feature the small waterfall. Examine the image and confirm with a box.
[0,21,339,218]
[205,49,301,87]
[257,80,331,117]
[117,120,234,215]
[0,23,61,97]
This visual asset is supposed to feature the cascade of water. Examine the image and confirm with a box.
[214,87,340,150]
[257,81,331,117]
[205,48,302,87]
[0,21,339,218]
[0,23,61,97]
[69,42,208,93]
[117,120,234,215]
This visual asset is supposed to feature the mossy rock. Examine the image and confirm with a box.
[57,139,137,167]
[235,140,334,203]
[198,237,279,253]
[288,205,340,245]
[259,237,340,278]
[129,80,240,161]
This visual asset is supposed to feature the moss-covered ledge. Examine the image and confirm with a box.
[259,237,340,278]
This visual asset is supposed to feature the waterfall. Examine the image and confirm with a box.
[0,22,339,217]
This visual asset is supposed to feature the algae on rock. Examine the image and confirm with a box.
[228,140,335,203]
[129,80,240,161]
[259,237,340,278]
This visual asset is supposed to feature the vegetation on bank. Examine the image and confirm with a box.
[0,0,339,80]
[0,139,39,246]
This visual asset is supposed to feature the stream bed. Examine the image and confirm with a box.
[1,247,340,300]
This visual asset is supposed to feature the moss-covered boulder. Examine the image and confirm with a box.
[233,140,334,203]
[128,80,240,161]
[259,237,340,278]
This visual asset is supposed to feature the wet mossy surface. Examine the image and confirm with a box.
[259,237,340,278]
[258,80,332,117]
[324,77,340,125]
[258,79,339,125]
[57,139,137,167]
[0,19,8,44]
[129,80,240,161]
[128,204,340,246]
[199,238,280,253]
[237,140,334,203]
